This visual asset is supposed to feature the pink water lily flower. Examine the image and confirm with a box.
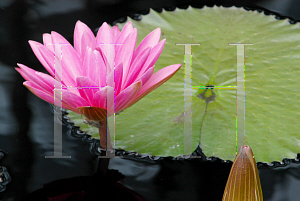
[16,20,181,122]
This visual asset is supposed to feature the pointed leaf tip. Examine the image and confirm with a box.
[223,145,263,201]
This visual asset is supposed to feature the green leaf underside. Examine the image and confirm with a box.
[67,6,300,162]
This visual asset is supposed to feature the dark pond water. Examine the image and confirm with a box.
[1,0,300,200]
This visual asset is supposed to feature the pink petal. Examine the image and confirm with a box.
[126,64,181,108]
[92,86,114,109]
[50,33,83,86]
[43,33,54,52]
[36,71,65,92]
[54,88,90,109]
[136,66,155,87]
[51,31,72,47]
[80,30,96,57]
[24,81,79,113]
[16,64,52,93]
[122,47,151,90]
[37,45,75,88]
[94,49,107,87]
[107,62,123,96]
[111,25,121,42]
[96,22,113,45]
[61,44,82,80]
[29,40,55,77]
[96,22,114,70]
[115,81,142,112]
[37,45,77,89]
[36,40,80,93]
[92,87,107,108]
[24,81,54,102]
[76,76,99,105]
[132,28,161,63]
[35,43,57,76]
[74,20,96,60]
[114,21,133,55]
[82,47,99,86]
[137,39,166,78]
[17,64,64,96]
[15,64,36,81]
[51,31,79,64]
[115,29,137,87]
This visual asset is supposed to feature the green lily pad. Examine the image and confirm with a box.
[67,6,300,162]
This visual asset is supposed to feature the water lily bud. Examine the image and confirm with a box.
[222,145,263,201]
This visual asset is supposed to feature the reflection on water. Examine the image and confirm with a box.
[0,151,11,193]
[259,162,300,201]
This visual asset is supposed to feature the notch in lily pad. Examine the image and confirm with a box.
[197,85,217,108]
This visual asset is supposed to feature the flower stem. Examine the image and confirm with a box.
[97,152,110,177]
[99,118,112,150]
[97,118,112,177]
